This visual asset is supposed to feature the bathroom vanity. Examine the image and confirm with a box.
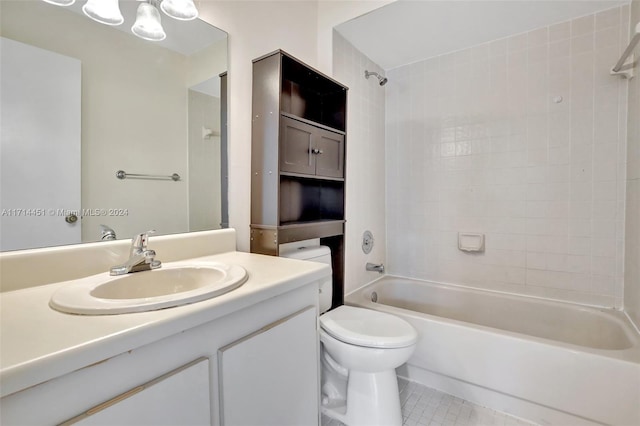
[0,229,328,425]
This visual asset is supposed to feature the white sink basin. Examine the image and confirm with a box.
[50,262,248,315]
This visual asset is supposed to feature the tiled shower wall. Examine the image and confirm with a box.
[386,6,630,307]
[333,32,387,294]
[625,0,640,327]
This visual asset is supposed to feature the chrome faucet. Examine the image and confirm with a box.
[100,224,117,241]
[366,262,385,274]
[109,230,162,276]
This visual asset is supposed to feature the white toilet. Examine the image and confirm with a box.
[282,246,417,426]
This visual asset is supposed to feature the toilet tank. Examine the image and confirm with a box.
[281,246,333,313]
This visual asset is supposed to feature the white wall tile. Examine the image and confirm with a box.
[508,33,529,53]
[386,7,629,307]
[333,32,387,294]
[549,21,571,42]
[596,7,621,30]
[571,15,595,37]
[595,26,621,49]
[571,33,595,54]
[624,0,640,328]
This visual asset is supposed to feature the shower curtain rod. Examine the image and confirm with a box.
[611,21,640,79]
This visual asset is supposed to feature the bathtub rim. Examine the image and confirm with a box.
[346,274,640,364]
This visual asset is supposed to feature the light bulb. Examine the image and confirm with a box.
[132,2,167,41]
[42,0,76,6]
[82,0,124,26]
[160,0,198,21]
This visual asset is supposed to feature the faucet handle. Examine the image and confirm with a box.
[131,230,156,252]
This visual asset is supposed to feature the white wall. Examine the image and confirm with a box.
[187,39,228,91]
[625,0,640,326]
[333,32,387,294]
[386,6,630,308]
[188,90,221,231]
[316,0,396,74]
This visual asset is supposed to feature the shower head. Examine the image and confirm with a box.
[365,70,388,86]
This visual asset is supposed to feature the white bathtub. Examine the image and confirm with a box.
[346,276,640,426]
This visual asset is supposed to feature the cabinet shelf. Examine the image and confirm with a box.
[280,112,346,136]
[278,220,344,243]
[279,175,343,224]
[280,171,344,182]
[280,54,346,131]
[251,220,345,249]
[278,219,345,229]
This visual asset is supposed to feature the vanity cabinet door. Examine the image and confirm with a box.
[218,306,318,426]
[62,358,211,426]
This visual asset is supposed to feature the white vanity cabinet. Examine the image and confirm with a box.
[0,285,320,426]
[219,306,318,426]
[66,358,211,425]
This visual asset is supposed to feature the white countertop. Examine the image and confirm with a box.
[0,251,329,398]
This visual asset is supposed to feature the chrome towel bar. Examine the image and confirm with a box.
[116,170,181,181]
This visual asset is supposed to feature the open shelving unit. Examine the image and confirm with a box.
[250,50,348,307]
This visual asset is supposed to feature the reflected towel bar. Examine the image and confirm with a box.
[116,170,181,181]
[611,21,640,79]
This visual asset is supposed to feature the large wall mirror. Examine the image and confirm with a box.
[0,0,228,251]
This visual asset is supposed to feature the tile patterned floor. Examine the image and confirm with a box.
[321,378,538,426]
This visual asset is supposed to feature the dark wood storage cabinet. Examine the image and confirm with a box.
[250,50,347,307]
[280,115,344,178]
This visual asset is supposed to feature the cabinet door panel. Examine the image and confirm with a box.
[280,116,315,175]
[314,129,344,178]
[218,306,318,426]
[62,358,210,426]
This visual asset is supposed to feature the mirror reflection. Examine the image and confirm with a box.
[0,0,228,251]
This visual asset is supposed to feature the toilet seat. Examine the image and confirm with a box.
[320,306,417,349]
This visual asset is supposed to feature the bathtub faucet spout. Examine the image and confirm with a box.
[366,262,385,274]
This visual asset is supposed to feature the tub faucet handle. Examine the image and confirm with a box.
[366,262,385,274]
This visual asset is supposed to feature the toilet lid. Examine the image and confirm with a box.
[320,306,417,349]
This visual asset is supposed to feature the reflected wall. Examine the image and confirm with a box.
[0,0,227,248]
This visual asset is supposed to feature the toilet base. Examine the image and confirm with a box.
[321,404,348,424]
[323,369,402,426]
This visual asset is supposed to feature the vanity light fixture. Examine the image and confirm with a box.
[82,0,124,26]
[160,0,198,21]
[132,1,166,41]
[42,0,76,6]
[41,0,200,41]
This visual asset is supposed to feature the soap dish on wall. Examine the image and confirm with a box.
[458,233,485,252]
